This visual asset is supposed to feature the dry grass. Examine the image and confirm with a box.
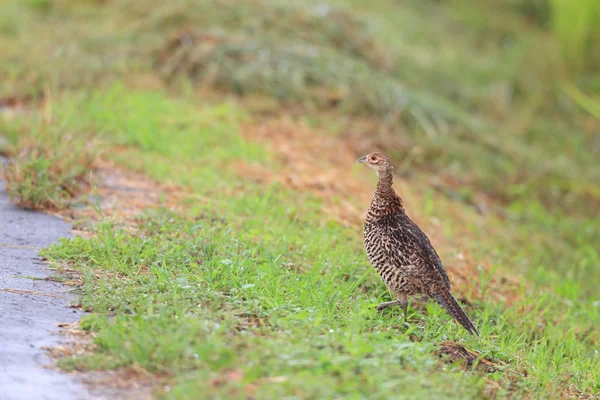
[437,340,499,373]
[140,0,391,69]
[240,116,525,305]
[155,29,475,131]
[63,156,185,232]
[1,95,99,211]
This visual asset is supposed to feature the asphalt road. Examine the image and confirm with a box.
[0,180,91,400]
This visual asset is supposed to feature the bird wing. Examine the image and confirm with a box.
[392,214,451,289]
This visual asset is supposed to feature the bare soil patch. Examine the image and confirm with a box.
[60,156,185,232]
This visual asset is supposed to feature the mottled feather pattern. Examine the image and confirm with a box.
[365,213,451,295]
[360,152,478,335]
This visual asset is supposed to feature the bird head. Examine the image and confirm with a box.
[357,152,392,174]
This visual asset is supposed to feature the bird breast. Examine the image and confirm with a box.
[364,222,423,294]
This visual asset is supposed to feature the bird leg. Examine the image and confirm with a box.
[376,299,401,310]
[402,299,409,324]
[376,297,410,323]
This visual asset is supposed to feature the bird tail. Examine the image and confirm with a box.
[433,290,479,336]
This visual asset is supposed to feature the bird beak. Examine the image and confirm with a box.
[357,156,367,164]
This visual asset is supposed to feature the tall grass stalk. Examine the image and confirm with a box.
[561,81,600,119]
[550,0,600,73]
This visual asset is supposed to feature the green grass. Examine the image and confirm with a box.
[1,0,599,398]
[18,87,594,398]
[46,213,489,399]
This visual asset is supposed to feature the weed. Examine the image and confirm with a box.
[2,121,98,210]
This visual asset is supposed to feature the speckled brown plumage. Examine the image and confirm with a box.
[359,152,478,336]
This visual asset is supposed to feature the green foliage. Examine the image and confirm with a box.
[550,0,600,74]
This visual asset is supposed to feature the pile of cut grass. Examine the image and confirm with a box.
[156,30,477,130]
[124,0,392,71]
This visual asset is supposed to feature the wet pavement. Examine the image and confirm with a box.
[0,179,91,400]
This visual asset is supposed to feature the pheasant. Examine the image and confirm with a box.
[358,152,479,335]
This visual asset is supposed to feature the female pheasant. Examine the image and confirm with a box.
[358,152,479,335]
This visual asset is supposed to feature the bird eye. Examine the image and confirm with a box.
[371,156,377,161]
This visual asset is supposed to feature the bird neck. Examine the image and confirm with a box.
[367,167,404,221]
[376,167,394,192]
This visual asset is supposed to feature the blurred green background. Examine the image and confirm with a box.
[2,0,599,213]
